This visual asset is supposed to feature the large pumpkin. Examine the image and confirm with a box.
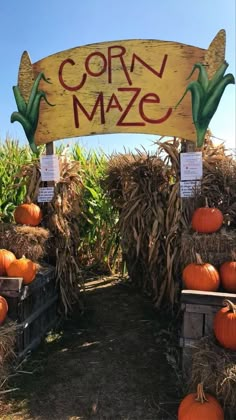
[6,257,37,285]
[0,249,16,276]
[191,201,223,233]
[183,255,220,292]
[14,203,42,226]
[0,295,8,325]
[219,261,236,293]
[178,383,224,420]
[213,299,236,351]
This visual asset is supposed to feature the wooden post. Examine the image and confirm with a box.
[181,139,196,153]
[46,142,55,188]
[46,142,55,156]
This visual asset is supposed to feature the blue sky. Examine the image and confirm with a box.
[0,0,235,153]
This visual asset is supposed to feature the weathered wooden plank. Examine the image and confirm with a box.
[204,313,216,336]
[0,277,23,294]
[179,337,199,348]
[19,294,58,329]
[17,315,59,360]
[183,312,204,339]
[0,263,58,359]
[184,303,221,314]
[181,345,193,378]
[181,290,236,306]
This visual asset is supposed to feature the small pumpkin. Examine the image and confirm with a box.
[219,261,236,293]
[14,203,42,226]
[0,295,8,325]
[6,257,37,285]
[213,299,236,351]
[191,199,223,234]
[178,383,224,420]
[0,249,16,276]
[183,254,220,292]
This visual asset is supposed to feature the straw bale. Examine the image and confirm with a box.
[0,320,17,390]
[0,223,50,261]
[188,336,236,417]
[181,229,236,269]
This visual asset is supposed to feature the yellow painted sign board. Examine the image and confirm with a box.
[13,31,226,148]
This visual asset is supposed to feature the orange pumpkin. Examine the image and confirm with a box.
[183,255,220,292]
[6,257,37,285]
[0,296,8,325]
[213,299,236,351]
[0,249,16,276]
[219,261,236,293]
[178,383,224,420]
[14,203,42,226]
[191,200,223,234]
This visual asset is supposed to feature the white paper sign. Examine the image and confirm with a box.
[40,155,60,181]
[180,180,201,198]
[37,187,55,202]
[180,152,203,181]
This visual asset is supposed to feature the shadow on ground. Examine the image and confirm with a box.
[1,276,183,420]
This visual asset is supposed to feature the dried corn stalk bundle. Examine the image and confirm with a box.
[105,139,183,307]
[14,157,84,314]
[14,159,42,203]
[44,159,84,313]
[0,224,50,261]
[189,336,236,418]
[179,137,236,226]
[157,140,183,306]
[200,142,236,227]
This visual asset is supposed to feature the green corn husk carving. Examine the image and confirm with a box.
[11,73,54,154]
[176,61,235,147]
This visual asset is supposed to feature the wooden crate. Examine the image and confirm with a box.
[0,264,58,359]
[179,289,236,375]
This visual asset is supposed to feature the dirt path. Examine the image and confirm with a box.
[1,276,182,420]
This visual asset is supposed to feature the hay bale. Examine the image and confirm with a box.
[181,229,236,269]
[0,224,51,261]
[0,320,17,391]
[188,336,236,418]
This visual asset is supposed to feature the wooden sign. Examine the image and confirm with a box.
[12,31,226,148]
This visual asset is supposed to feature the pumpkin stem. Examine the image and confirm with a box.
[195,253,204,265]
[205,197,209,208]
[195,383,208,404]
[25,195,32,204]
[223,299,236,314]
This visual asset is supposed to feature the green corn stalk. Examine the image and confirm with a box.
[11,73,55,154]
[0,138,33,222]
[71,144,121,273]
[175,61,235,147]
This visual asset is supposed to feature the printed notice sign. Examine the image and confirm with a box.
[40,155,60,181]
[180,180,201,198]
[37,187,55,203]
[180,152,203,181]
